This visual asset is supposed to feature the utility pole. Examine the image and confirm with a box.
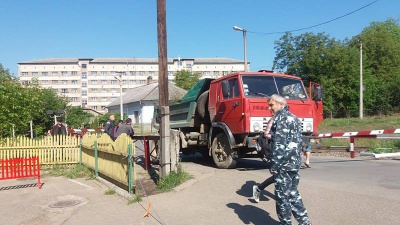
[157,0,170,177]
[358,36,363,119]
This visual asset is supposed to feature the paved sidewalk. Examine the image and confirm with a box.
[1,156,399,225]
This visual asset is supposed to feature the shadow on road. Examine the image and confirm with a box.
[227,202,279,225]
[0,182,44,191]
[236,180,276,202]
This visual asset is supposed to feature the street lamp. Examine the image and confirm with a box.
[233,25,248,72]
[357,36,363,119]
[115,72,124,120]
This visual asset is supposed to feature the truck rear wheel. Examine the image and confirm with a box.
[211,133,237,169]
[197,90,209,121]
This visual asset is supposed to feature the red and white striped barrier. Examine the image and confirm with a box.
[318,128,400,138]
[317,128,400,158]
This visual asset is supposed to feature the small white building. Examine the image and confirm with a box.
[107,79,187,132]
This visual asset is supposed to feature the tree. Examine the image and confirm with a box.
[174,70,202,90]
[65,106,92,129]
[0,64,68,138]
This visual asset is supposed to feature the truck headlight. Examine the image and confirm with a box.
[253,122,261,132]
[306,123,312,132]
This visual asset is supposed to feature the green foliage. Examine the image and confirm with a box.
[66,106,92,128]
[0,64,68,138]
[44,164,94,179]
[273,19,400,118]
[90,112,127,129]
[156,166,192,193]
[105,189,116,195]
[127,195,142,204]
[174,70,202,90]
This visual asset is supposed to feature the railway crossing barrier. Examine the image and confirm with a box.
[0,157,41,189]
[318,128,400,158]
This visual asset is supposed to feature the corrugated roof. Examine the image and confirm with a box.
[107,82,187,107]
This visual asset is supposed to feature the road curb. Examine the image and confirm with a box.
[360,152,400,158]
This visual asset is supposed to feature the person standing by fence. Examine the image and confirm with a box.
[115,118,135,139]
[52,118,67,137]
[104,114,115,140]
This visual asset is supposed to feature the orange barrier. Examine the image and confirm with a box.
[0,157,41,189]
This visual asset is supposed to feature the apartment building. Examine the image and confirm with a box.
[18,57,246,113]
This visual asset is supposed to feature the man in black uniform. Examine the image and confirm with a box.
[269,94,311,225]
[104,114,115,140]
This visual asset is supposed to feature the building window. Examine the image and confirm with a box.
[139,71,145,76]
[91,71,97,76]
[72,71,77,76]
[205,71,210,76]
[82,72,87,79]
[90,80,97,84]
[140,80,145,84]
[82,64,87,68]
[82,83,87,87]
[214,71,220,77]
[62,80,68,84]
[61,89,68,93]
[130,80,136,85]
[111,88,117,93]
[111,71,116,76]
[62,71,68,77]
[91,97,97,101]
[102,80,107,84]
[91,88,97,92]
[42,72,48,76]
[71,89,78,93]
[92,106,97,110]
[72,80,78,84]
[52,72,58,76]
[168,71,174,76]
[32,72,38,77]
[21,72,28,76]
[111,80,116,84]
[186,64,192,68]
[101,71,107,76]
[130,71,136,76]
[102,97,108,101]
[41,80,48,85]
[82,91,87,96]
[101,88,107,93]
[122,88,127,93]
[149,71,155,76]
[111,97,117,101]
[71,97,78,102]
[122,80,127,84]
[52,80,58,84]
[82,100,87,104]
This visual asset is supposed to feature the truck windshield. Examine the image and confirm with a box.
[242,76,307,100]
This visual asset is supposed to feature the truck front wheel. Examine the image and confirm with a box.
[211,133,237,169]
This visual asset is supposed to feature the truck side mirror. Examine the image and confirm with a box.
[221,80,230,98]
[313,86,323,101]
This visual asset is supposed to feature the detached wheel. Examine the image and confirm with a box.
[211,133,237,169]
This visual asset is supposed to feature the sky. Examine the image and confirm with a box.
[0,0,399,76]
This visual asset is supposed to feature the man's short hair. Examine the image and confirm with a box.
[125,118,132,123]
[57,117,63,122]
[270,94,287,106]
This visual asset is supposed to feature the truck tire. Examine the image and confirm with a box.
[197,91,209,120]
[211,133,237,169]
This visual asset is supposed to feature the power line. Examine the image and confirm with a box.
[249,0,379,36]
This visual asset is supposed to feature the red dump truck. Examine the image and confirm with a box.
[156,70,323,168]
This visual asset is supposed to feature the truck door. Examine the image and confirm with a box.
[215,78,244,134]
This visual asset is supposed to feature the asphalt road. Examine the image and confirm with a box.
[1,155,399,225]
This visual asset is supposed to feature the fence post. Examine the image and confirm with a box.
[78,138,82,165]
[128,143,133,194]
[94,140,99,177]
[350,137,355,158]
